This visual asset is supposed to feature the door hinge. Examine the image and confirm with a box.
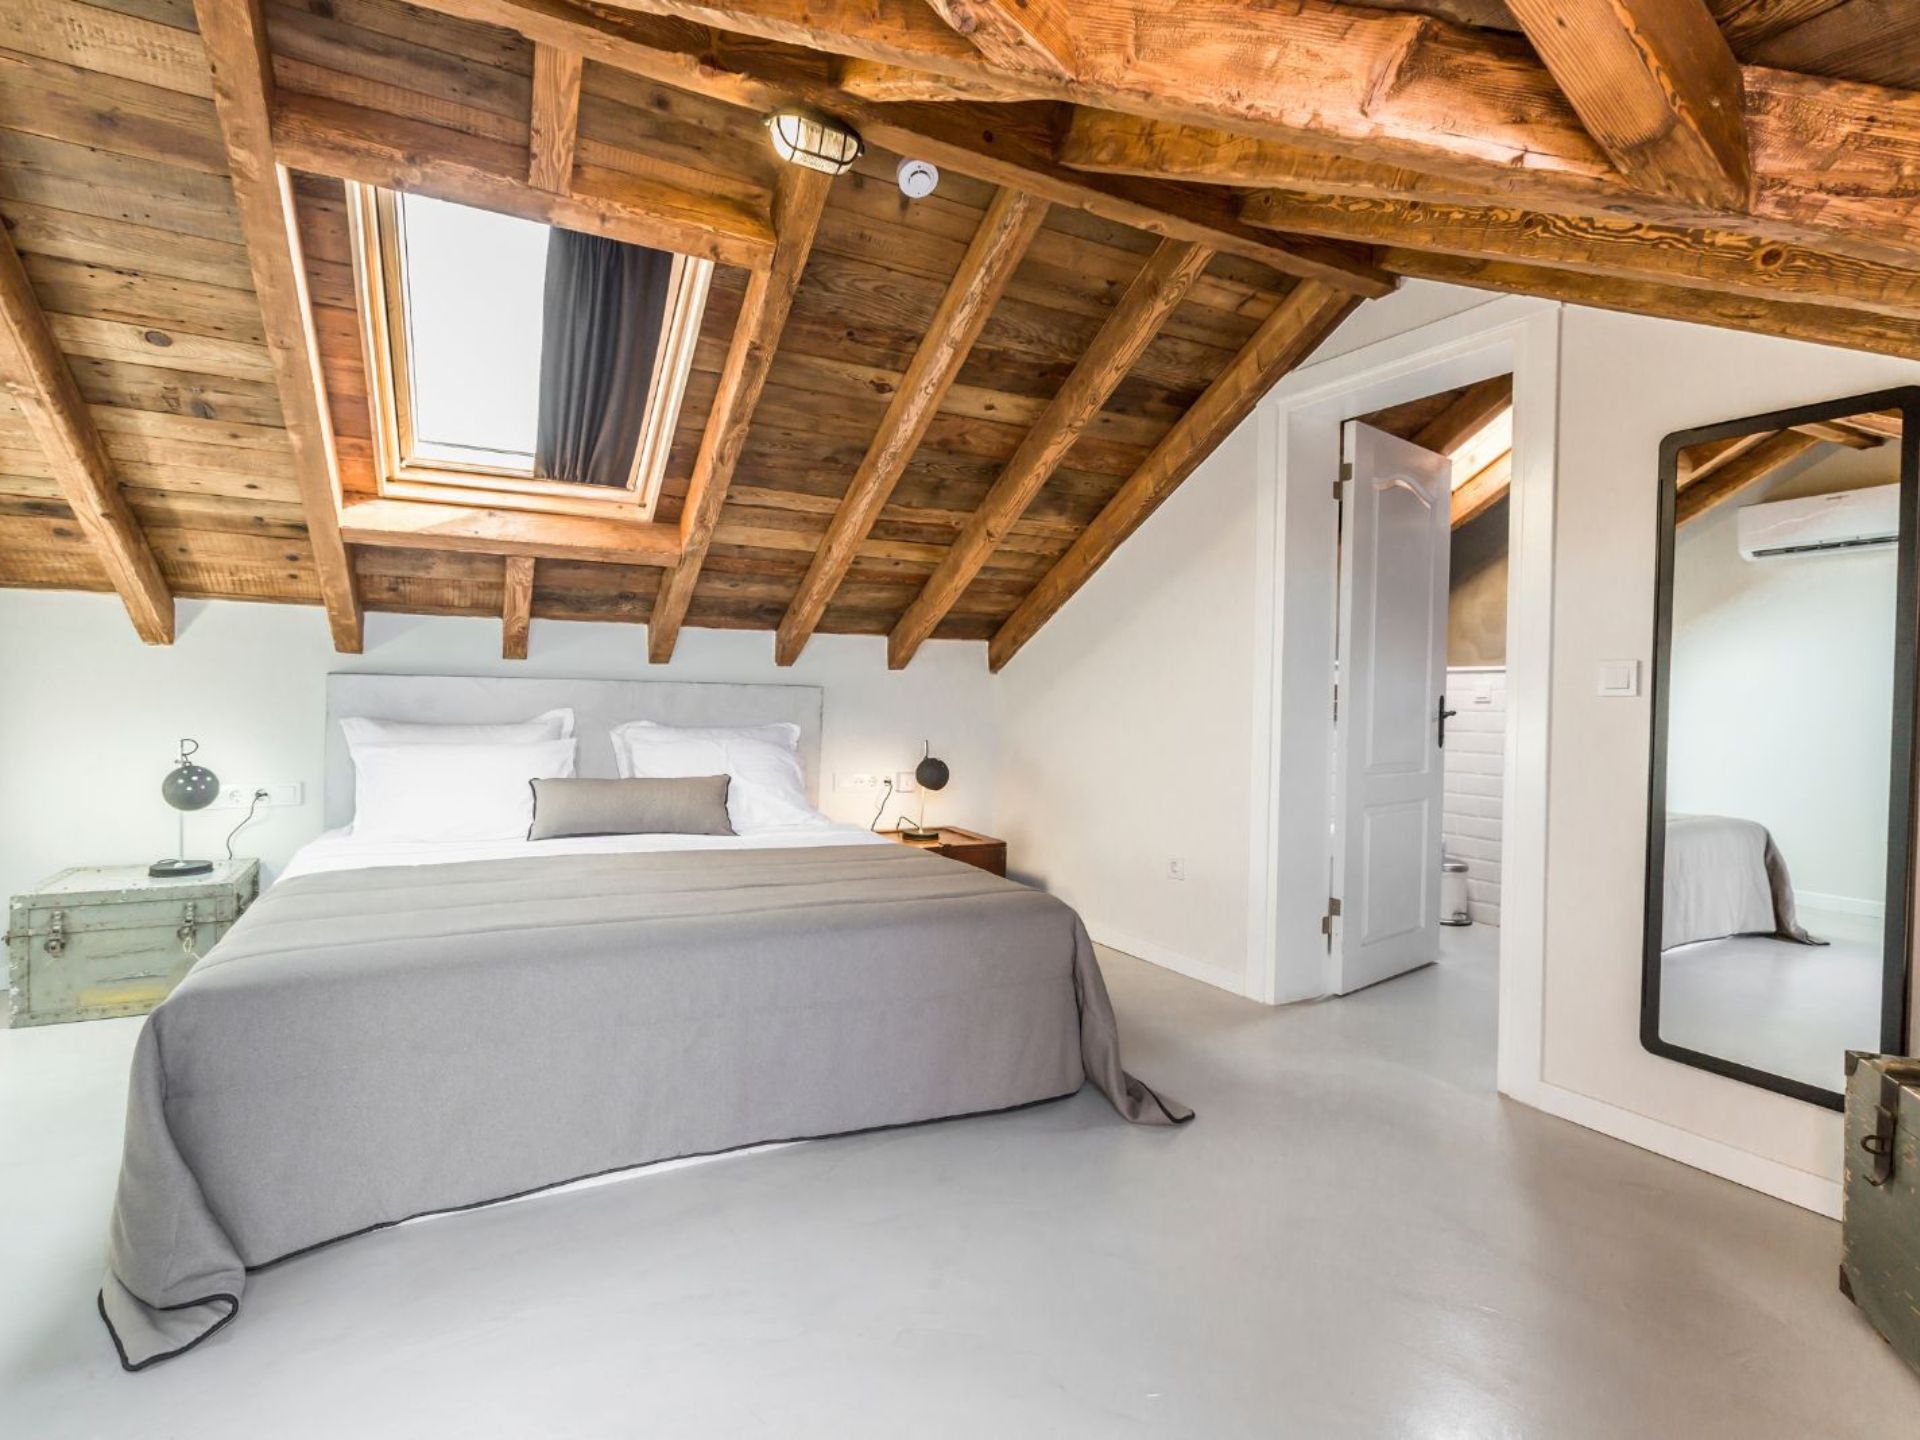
[1334,460,1352,500]
[1320,897,1343,937]
[1331,681,1339,722]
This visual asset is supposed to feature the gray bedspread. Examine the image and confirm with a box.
[1663,814,1821,950]
[99,844,1186,1369]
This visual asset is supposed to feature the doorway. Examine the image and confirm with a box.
[1247,295,1559,1105]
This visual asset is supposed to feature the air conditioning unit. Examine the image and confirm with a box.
[1736,484,1899,560]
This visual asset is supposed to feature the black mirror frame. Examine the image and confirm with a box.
[1644,385,1920,1110]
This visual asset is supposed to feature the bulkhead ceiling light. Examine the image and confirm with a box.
[767,107,864,175]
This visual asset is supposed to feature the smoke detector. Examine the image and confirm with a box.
[896,158,939,199]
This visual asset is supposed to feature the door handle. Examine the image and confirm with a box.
[1437,694,1459,748]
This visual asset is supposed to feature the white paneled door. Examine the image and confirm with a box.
[1330,421,1453,993]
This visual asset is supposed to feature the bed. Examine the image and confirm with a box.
[1662,813,1820,950]
[99,675,1185,1370]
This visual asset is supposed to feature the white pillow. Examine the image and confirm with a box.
[341,708,575,755]
[611,721,816,832]
[351,738,577,842]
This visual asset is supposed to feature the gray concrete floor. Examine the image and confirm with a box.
[3,927,1915,1437]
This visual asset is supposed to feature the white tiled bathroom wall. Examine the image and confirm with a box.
[1443,667,1505,926]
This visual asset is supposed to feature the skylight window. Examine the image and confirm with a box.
[398,195,547,471]
[347,185,713,517]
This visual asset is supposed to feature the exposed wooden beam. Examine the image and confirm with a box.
[1677,429,1770,483]
[989,280,1358,672]
[1451,451,1511,529]
[1379,249,1920,361]
[272,91,775,272]
[0,218,171,642]
[410,0,1391,296]
[527,43,584,193]
[1710,0,1849,47]
[194,0,363,652]
[502,554,534,658]
[835,55,1047,102]
[1790,418,1882,447]
[1242,191,1920,324]
[340,498,682,566]
[1414,375,1513,455]
[1675,428,1822,522]
[589,0,1920,268]
[648,165,833,663]
[923,0,1076,77]
[776,186,1048,666]
[888,236,1213,669]
[1504,0,1750,210]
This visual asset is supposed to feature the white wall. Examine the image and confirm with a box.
[0,592,998,905]
[1540,307,1920,1191]
[1443,667,1504,926]
[1668,444,1900,909]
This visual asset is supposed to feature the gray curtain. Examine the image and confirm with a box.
[535,230,674,488]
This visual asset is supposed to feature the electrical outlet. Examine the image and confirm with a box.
[1167,858,1185,881]
[212,782,303,810]
[895,770,918,794]
[835,772,886,793]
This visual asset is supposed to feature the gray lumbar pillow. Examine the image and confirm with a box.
[528,776,734,840]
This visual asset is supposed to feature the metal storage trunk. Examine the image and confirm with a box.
[5,861,259,1027]
[1840,1051,1920,1380]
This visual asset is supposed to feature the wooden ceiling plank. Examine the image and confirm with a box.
[887,236,1213,669]
[1413,375,1513,455]
[272,91,774,272]
[193,0,364,652]
[1380,248,1920,361]
[527,43,584,192]
[501,553,534,657]
[988,280,1358,672]
[648,165,833,663]
[1504,0,1751,210]
[0,218,172,642]
[775,185,1048,666]
[1675,427,1823,522]
[1241,190,1920,324]
[1710,0,1850,47]
[339,497,683,566]
[408,0,1392,295]
[923,0,1077,77]
[1789,418,1883,447]
[1450,449,1510,529]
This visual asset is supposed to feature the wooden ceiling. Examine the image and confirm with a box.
[1,0,1917,668]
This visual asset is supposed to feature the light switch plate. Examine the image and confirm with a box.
[1596,660,1640,697]
[895,770,918,794]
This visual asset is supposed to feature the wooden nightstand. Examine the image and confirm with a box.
[881,826,1007,877]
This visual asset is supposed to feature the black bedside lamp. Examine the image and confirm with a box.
[899,741,949,842]
[152,739,219,879]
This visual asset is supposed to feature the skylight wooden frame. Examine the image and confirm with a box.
[345,182,713,521]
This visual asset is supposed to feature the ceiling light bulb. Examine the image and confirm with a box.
[766,107,863,176]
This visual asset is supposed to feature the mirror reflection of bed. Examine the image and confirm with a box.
[1654,404,1904,1096]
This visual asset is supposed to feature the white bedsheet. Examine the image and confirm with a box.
[279,818,892,880]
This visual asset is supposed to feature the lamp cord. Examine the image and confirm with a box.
[868,777,894,831]
[224,790,266,860]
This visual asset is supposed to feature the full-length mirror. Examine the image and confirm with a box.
[1646,388,1920,1107]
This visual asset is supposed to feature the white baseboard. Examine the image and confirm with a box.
[1089,923,1248,997]
[1794,890,1885,920]
[1506,1078,1841,1219]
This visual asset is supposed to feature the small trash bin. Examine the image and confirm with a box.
[1440,859,1470,927]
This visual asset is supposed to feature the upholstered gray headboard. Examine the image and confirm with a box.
[323,673,825,830]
